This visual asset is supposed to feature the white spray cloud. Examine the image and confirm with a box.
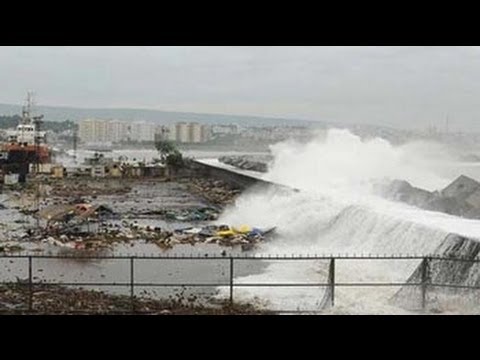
[266,128,454,192]
[216,129,480,312]
[219,128,480,246]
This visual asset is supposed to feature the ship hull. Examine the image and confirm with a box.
[1,144,51,164]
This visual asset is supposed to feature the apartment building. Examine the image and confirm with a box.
[175,122,210,143]
[78,119,159,143]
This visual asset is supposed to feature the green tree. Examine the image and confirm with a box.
[155,140,183,167]
[165,150,183,167]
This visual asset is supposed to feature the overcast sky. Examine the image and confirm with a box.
[1,46,480,131]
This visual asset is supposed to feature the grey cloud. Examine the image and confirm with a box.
[0,46,480,131]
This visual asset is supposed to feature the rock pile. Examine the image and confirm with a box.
[218,155,269,172]
[374,175,480,219]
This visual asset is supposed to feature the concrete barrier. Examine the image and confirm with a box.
[184,160,296,192]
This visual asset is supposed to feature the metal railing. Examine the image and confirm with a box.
[0,253,479,314]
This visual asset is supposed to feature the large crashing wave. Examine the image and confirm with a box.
[266,128,456,192]
[215,129,480,313]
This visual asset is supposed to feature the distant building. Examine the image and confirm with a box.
[129,121,157,142]
[82,119,212,144]
[79,118,159,143]
[200,124,211,142]
[107,120,129,143]
[79,118,106,143]
[157,122,210,143]
[211,124,238,135]
[176,122,190,143]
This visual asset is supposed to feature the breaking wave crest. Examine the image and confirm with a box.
[215,129,480,313]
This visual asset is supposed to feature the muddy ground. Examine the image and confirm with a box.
[0,175,272,314]
[1,176,247,252]
[0,283,272,315]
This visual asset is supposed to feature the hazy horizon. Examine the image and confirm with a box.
[2,46,480,131]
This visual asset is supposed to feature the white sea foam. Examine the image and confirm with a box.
[213,129,480,313]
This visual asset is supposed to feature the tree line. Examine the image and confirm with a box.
[0,115,78,133]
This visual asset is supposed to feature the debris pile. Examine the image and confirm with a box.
[37,222,171,250]
[157,224,276,251]
[2,177,267,252]
[138,207,220,221]
[38,203,116,226]
[49,180,131,198]
[27,222,275,251]
[184,178,241,206]
[0,242,24,253]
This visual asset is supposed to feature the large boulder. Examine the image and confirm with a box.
[374,179,434,208]
[441,175,480,202]
[375,176,480,220]
[425,196,477,218]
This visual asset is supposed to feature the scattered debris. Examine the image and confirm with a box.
[0,283,270,314]
[0,242,24,253]
[138,207,220,221]
[183,178,241,206]
[37,203,115,225]
[160,224,276,250]
[22,222,276,251]
[49,179,131,198]
[0,176,273,252]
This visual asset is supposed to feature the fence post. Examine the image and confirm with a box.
[229,257,234,306]
[421,257,429,310]
[329,258,335,307]
[130,257,135,313]
[28,256,33,312]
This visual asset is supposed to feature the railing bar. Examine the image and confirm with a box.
[1,255,480,263]
[429,283,480,290]
[8,283,233,287]
[330,258,335,307]
[10,282,480,289]
[28,256,33,311]
[229,257,234,305]
[130,257,135,313]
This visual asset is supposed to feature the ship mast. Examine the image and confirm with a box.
[22,91,34,125]
[25,91,44,227]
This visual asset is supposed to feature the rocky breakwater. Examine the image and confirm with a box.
[374,175,480,219]
[218,155,271,173]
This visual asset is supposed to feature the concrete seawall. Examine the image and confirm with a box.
[183,160,294,192]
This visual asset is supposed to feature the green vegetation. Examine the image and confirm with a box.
[154,139,183,168]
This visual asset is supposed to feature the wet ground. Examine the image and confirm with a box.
[0,248,268,309]
[0,177,268,310]
[0,282,272,314]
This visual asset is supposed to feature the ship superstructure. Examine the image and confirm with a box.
[0,92,52,182]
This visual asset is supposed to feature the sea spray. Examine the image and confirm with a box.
[215,128,480,313]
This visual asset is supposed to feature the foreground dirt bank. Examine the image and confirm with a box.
[0,283,272,315]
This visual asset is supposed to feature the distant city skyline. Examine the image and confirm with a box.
[1,46,480,132]
[78,118,211,144]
